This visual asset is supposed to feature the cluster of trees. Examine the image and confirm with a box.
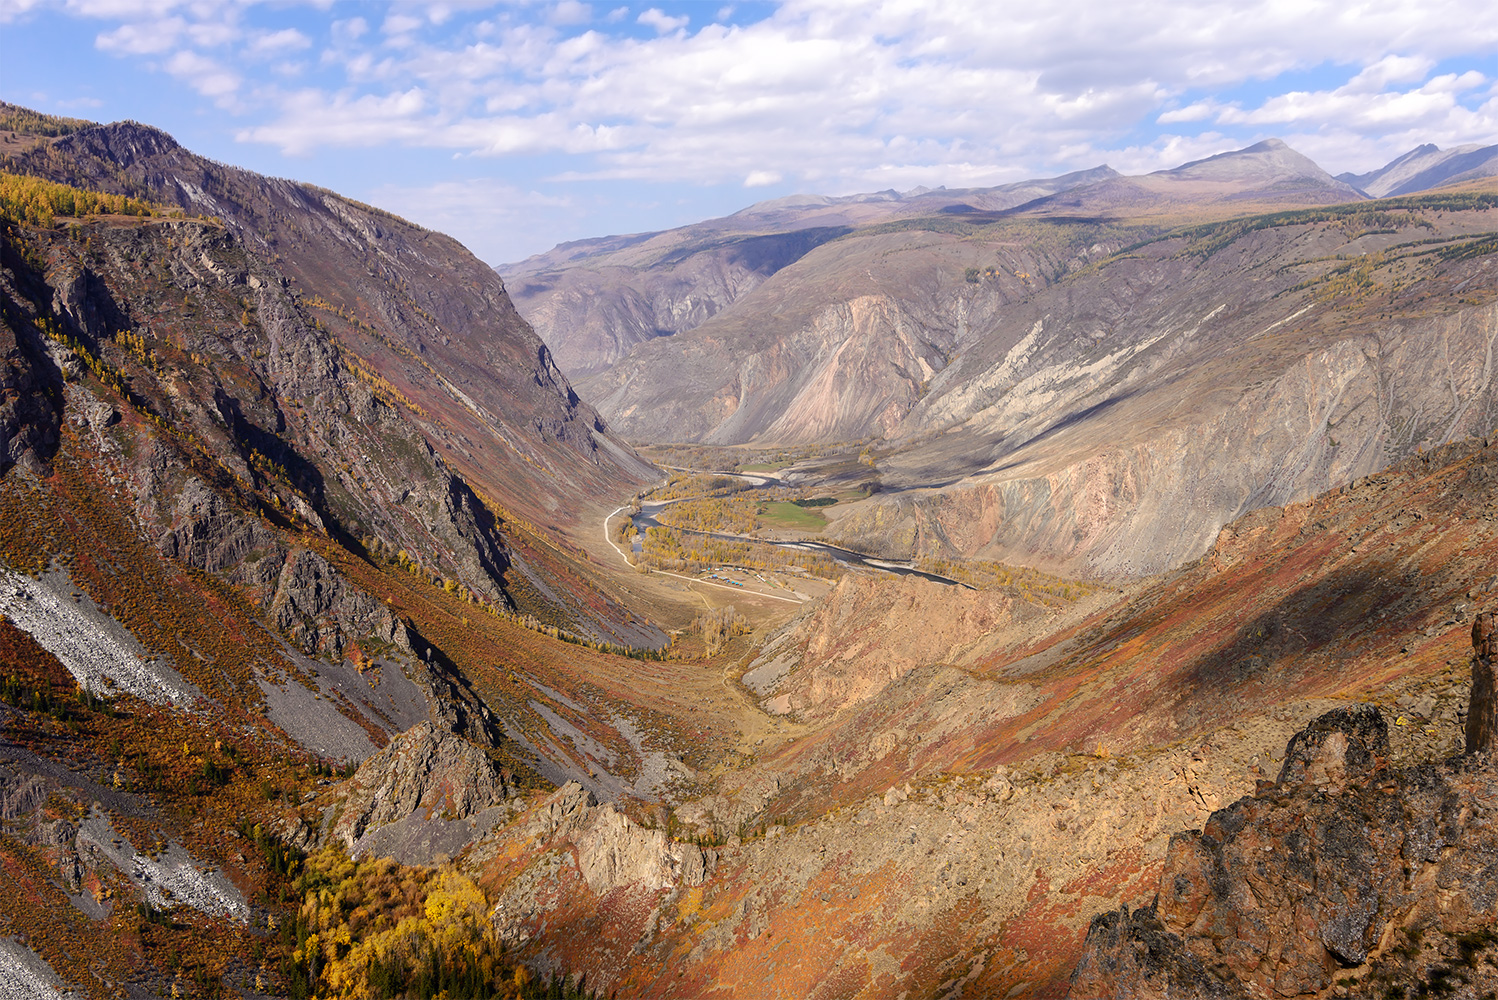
[282,848,594,999]
[646,473,750,502]
[656,497,758,534]
[0,170,172,227]
[0,102,94,137]
[694,605,748,656]
[639,524,843,580]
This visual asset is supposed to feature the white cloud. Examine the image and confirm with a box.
[0,0,49,24]
[95,16,184,54]
[249,28,312,57]
[1157,100,1218,124]
[550,1,592,25]
[163,49,240,102]
[382,12,423,36]
[332,16,367,42]
[1345,54,1434,92]
[366,178,577,264]
[237,88,432,155]
[637,8,688,34]
[24,0,1498,210]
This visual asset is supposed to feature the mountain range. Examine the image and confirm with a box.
[510,137,1498,578]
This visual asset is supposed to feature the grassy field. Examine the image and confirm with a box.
[756,501,827,532]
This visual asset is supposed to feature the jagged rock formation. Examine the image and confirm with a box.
[324,722,515,863]
[819,204,1498,578]
[1070,699,1498,998]
[478,780,713,949]
[575,801,710,895]
[505,167,1117,380]
[0,303,59,475]
[1469,609,1496,753]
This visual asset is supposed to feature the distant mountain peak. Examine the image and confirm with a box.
[1156,137,1359,196]
[1340,140,1498,198]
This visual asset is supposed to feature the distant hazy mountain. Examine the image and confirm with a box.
[506,138,1498,580]
[1016,138,1365,216]
[502,166,1119,378]
[510,141,1369,387]
[1338,142,1498,197]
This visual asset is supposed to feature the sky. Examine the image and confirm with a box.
[2,1,1497,268]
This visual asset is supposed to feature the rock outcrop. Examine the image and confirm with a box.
[1470,609,1496,753]
[329,722,514,861]
[1070,702,1498,998]
[576,803,710,896]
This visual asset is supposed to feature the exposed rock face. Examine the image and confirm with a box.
[0,262,61,474]
[5,118,659,646]
[330,722,514,858]
[576,803,709,895]
[1070,705,1498,998]
[506,167,1117,381]
[1469,609,1496,753]
[12,121,654,516]
[578,233,1048,445]
[835,246,1498,580]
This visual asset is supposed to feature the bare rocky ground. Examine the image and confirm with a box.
[0,937,81,1000]
[1072,703,1498,998]
[0,567,200,707]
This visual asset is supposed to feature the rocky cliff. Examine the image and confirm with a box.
[1071,697,1498,998]
[4,119,662,643]
[578,226,1082,444]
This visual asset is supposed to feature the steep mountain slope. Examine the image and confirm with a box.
[1073,700,1498,998]
[564,185,1498,581]
[821,192,1498,578]
[2,112,660,643]
[2,113,655,531]
[1340,140,1498,197]
[505,167,1118,378]
[580,219,1133,444]
[544,140,1380,454]
[0,115,751,996]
